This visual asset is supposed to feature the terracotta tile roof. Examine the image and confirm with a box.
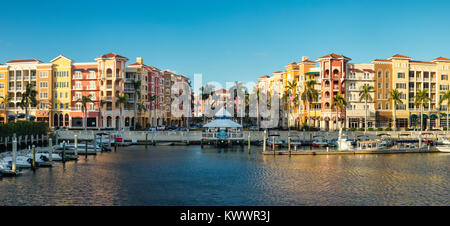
[363,69,374,72]
[273,71,282,73]
[317,53,350,60]
[302,59,317,64]
[389,54,412,59]
[96,52,128,60]
[373,59,392,62]
[432,57,450,62]
[6,58,42,63]
[349,68,361,72]
[258,75,270,79]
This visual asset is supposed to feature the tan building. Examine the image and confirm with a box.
[373,54,450,129]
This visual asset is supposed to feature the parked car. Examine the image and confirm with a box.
[156,126,166,130]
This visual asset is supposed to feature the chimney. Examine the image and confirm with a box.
[302,56,309,61]
[136,57,143,64]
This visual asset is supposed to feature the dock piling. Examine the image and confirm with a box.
[62,141,66,163]
[12,137,17,172]
[263,130,266,153]
[288,137,291,156]
[48,138,53,162]
[32,145,36,170]
[85,140,88,158]
[114,135,117,152]
[247,133,250,153]
[74,135,78,156]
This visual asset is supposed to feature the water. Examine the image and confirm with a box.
[0,145,448,206]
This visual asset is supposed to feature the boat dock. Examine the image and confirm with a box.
[263,149,440,155]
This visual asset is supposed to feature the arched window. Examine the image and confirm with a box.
[107,116,112,127]
[333,69,339,78]
[64,114,69,127]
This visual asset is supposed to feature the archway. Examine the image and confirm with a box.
[115,116,120,130]
[64,114,69,127]
[59,114,63,127]
[107,116,112,127]
[53,114,59,127]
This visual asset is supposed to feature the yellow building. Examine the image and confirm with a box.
[0,65,8,123]
[373,54,450,129]
[51,55,72,127]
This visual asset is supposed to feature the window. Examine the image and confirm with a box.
[0,83,4,89]
[378,72,381,78]
[74,71,82,79]
[385,103,389,110]
[0,73,4,79]
[65,92,68,98]
[398,73,405,78]
[39,92,48,99]
[89,81,96,90]
[54,93,58,99]
[440,85,449,90]
[40,82,48,88]
[378,83,381,88]
[76,103,82,111]
[349,82,356,90]
[386,83,389,88]
[90,92,96,100]
[60,103,63,109]
[396,83,406,89]
[65,103,69,109]
[386,72,389,78]
[442,74,448,80]
[54,103,58,109]
[378,104,381,110]
[40,103,48,109]
[89,103,95,111]
[39,71,48,78]
[89,71,96,79]
[396,104,406,110]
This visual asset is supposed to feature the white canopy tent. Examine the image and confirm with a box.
[203,119,242,128]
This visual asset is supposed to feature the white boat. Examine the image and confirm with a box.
[337,138,354,151]
[286,136,302,147]
[312,139,328,147]
[436,137,450,145]
[1,156,32,168]
[25,153,53,166]
[436,146,450,153]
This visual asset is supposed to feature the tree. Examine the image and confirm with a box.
[285,80,298,131]
[132,79,141,130]
[98,99,107,130]
[414,89,431,131]
[301,80,319,127]
[19,83,38,120]
[0,95,9,123]
[137,101,148,129]
[76,95,94,130]
[115,93,129,130]
[439,90,450,130]
[332,92,347,131]
[199,83,215,123]
[359,85,374,132]
[388,89,403,131]
[255,87,261,129]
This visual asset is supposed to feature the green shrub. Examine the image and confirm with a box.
[385,127,392,131]
[358,128,364,131]
[350,128,356,131]
[444,127,448,131]
[368,128,374,131]
[377,128,383,131]
[0,121,49,138]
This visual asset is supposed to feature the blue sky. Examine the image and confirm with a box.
[0,0,449,86]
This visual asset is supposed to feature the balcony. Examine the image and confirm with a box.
[107,73,113,78]
[72,86,83,90]
[106,96,112,101]
[106,107,113,111]
[88,86,97,90]
[31,76,36,80]
[124,88,134,92]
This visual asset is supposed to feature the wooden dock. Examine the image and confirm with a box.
[263,149,441,155]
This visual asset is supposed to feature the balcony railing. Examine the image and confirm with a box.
[72,86,83,90]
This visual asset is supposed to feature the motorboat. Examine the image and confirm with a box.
[436,146,450,153]
[337,138,354,151]
[312,138,328,147]
[267,135,283,148]
[356,140,385,151]
[285,136,302,148]
[1,156,32,168]
[0,161,21,176]
[25,153,53,167]
[436,137,450,145]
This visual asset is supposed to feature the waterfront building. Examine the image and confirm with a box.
[373,54,450,130]
[346,63,376,129]
[147,66,164,126]
[161,70,190,126]
[70,61,100,128]
[316,53,351,131]
[51,55,72,127]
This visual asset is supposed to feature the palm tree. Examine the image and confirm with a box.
[439,90,450,130]
[359,85,374,132]
[98,99,107,130]
[301,80,319,127]
[388,89,403,131]
[199,84,215,123]
[132,80,141,130]
[76,95,94,130]
[332,92,347,131]
[0,95,9,123]
[19,83,38,120]
[115,93,129,130]
[285,80,298,131]
[137,101,148,129]
[414,89,431,131]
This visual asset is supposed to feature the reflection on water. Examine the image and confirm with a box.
[0,146,448,206]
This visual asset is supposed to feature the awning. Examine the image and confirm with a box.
[422,114,428,119]
[73,69,84,71]
[17,113,25,118]
[87,68,98,71]
[203,119,242,128]
[28,115,36,120]
[7,115,15,119]
[305,72,320,75]
[440,113,447,118]
[410,114,418,119]
[430,114,438,119]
